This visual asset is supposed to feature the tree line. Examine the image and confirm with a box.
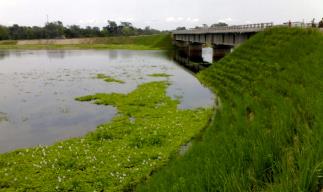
[0,20,162,40]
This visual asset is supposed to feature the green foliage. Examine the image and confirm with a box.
[89,34,173,50]
[0,20,163,40]
[96,74,125,84]
[0,26,9,40]
[138,28,323,191]
[44,21,65,39]
[210,22,228,27]
[0,40,17,45]
[0,34,173,50]
[148,73,172,77]
[0,81,212,191]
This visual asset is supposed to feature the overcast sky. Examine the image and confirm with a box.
[0,0,322,30]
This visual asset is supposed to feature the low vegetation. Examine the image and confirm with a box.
[97,74,125,84]
[148,73,172,77]
[138,28,323,191]
[0,80,211,191]
[0,34,173,50]
[0,21,161,40]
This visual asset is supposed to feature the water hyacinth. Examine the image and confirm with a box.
[0,80,212,191]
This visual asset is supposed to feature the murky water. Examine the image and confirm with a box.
[0,50,214,153]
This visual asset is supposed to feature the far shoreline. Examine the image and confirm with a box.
[0,34,173,50]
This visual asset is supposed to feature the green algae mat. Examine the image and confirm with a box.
[0,80,211,191]
[96,74,125,84]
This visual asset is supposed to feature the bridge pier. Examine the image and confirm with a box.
[188,43,203,62]
[212,44,233,61]
[174,41,203,62]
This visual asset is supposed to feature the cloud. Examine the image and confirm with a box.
[78,19,102,26]
[218,17,233,23]
[116,17,135,22]
[166,17,176,22]
[1,1,17,6]
[166,17,199,23]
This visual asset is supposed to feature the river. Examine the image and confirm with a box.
[0,50,214,153]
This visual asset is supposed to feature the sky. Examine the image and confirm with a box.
[0,0,322,30]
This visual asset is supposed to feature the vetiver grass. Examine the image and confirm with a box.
[137,28,323,191]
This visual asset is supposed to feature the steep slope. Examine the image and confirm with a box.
[138,28,323,191]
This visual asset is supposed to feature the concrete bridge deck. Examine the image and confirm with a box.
[172,22,322,65]
[172,23,275,63]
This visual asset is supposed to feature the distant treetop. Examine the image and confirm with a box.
[0,20,163,40]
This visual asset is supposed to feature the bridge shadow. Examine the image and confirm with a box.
[173,50,211,73]
[172,47,222,73]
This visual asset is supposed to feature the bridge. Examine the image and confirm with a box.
[172,23,274,62]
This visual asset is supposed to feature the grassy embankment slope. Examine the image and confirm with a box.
[0,34,172,50]
[138,28,323,191]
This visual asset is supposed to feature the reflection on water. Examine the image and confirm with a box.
[173,47,213,72]
[202,47,213,63]
[0,112,8,122]
[0,50,214,153]
[0,51,9,60]
[46,50,66,59]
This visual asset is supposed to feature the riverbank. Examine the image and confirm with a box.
[137,28,323,191]
[0,34,173,50]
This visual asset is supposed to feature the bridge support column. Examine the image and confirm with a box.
[174,40,189,57]
[212,44,233,61]
[188,43,203,62]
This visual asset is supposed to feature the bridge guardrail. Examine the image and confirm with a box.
[173,22,274,34]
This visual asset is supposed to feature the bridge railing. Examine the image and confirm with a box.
[173,22,274,34]
[212,22,274,30]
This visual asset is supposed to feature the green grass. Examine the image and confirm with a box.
[0,40,17,45]
[148,73,172,77]
[0,34,173,50]
[96,74,125,84]
[0,80,212,191]
[137,28,323,191]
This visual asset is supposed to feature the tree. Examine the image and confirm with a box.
[120,22,132,28]
[176,27,186,30]
[319,18,323,28]
[0,25,9,40]
[64,25,82,38]
[9,24,24,39]
[0,20,161,40]
[44,21,65,39]
[120,22,135,36]
[31,26,46,39]
[211,22,228,28]
[105,20,118,35]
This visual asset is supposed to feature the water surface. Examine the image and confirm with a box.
[0,50,214,153]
